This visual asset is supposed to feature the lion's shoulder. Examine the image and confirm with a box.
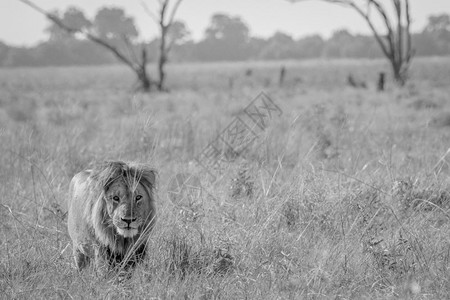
[68,170,94,205]
[67,169,99,248]
[70,169,92,186]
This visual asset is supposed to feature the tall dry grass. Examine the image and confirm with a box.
[1,58,450,299]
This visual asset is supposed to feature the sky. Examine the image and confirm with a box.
[1,0,450,46]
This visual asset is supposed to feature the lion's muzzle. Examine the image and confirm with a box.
[113,213,141,237]
[121,217,137,226]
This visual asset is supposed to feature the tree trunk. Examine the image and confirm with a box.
[157,27,168,91]
[137,69,151,91]
[137,48,151,91]
[377,72,385,91]
[391,61,406,86]
[157,53,167,91]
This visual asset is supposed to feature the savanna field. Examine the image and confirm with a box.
[2,57,450,299]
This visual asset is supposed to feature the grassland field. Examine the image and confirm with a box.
[1,57,450,299]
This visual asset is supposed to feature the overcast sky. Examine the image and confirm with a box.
[2,0,450,46]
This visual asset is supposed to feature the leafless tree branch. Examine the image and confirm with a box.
[19,0,153,91]
[288,0,414,85]
[142,0,185,91]
[167,0,184,29]
[140,1,159,24]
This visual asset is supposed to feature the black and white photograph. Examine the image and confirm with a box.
[1,0,450,298]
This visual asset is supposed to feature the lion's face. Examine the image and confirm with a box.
[104,179,152,238]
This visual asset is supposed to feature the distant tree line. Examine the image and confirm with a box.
[1,7,450,67]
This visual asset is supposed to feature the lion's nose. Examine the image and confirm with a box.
[121,217,137,225]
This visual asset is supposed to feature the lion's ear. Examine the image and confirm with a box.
[91,161,125,192]
[141,168,157,189]
[138,167,157,197]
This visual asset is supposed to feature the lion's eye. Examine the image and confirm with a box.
[112,196,120,202]
[136,195,142,202]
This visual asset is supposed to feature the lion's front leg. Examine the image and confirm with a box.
[93,245,111,277]
[73,245,89,271]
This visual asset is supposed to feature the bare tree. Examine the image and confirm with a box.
[142,0,184,91]
[290,0,414,85]
[19,0,153,91]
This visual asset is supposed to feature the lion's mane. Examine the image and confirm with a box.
[68,161,157,269]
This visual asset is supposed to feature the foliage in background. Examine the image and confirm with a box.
[1,7,450,68]
[18,0,185,91]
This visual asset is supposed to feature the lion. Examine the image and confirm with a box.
[67,161,157,274]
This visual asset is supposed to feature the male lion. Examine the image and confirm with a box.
[67,161,157,274]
